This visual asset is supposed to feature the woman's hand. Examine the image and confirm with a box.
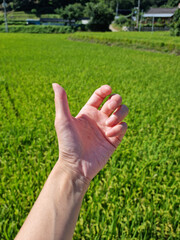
[15,84,129,240]
[53,84,129,182]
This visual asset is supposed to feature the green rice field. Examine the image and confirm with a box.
[70,31,180,54]
[0,33,180,239]
[73,31,180,44]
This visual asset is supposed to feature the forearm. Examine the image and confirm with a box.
[15,160,89,240]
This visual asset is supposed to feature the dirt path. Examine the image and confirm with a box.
[109,24,119,32]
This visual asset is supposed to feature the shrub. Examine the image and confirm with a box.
[114,15,130,27]
[85,2,114,32]
[57,3,84,25]
[170,9,180,36]
[3,20,27,26]
[31,9,37,15]
[154,23,166,27]
[0,25,74,34]
[173,19,180,36]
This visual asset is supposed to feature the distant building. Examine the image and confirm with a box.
[143,7,177,21]
[81,18,90,25]
[142,7,178,31]
[26,19,40,25]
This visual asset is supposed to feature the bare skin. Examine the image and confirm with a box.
[55,84,128,180]
[15,84,128,240]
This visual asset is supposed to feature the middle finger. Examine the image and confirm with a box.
[106,104,129,127]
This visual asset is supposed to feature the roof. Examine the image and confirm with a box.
[26,19,40,22]
[144,7,177,18]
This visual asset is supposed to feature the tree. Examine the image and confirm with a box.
[11,0,34,11]
[60,3,84,25]
[170,8,180,36]
[114,15,131,27]
[152,0,168,7]
[85,2,114,31]
[97,0,158,13]
[167,0,179,7]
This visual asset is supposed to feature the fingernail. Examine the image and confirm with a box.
[52,83,58,94]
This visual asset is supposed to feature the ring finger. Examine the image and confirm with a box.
[100,94,122,116]
[106,104,129,127]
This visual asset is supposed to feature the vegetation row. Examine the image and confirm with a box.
[0,25,75,33]
[69,32,180,54]
[0,1,180,34]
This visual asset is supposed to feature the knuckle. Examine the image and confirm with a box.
[113,94,122,103]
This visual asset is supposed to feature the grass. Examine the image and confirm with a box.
[69,31,180,55]
[0,33,179,239]
[0,10,61,20]
[0,25,74,33]
[72,31,180,44]
[0,11,38,20]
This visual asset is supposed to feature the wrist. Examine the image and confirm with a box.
[50,159,90,194]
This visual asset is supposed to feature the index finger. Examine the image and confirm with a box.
[85,85,112,109]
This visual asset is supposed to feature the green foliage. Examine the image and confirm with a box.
[114,15,130,27]
[0,32,180,240]
[0,0,179,14]
[170,9,180,36]
[173,8,180,22]
[171,19,180,36]
[31,8,37,15]
[11,0,34,11]
[85,2,114,31]
[157,18,162,24]
[167,0,179,7]
[0,25,74,33]
[59,3,84,24]
[0,20,26,26]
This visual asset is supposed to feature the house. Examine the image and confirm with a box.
[143,7,178,22]
[143,7,178,31]
[26,19,40,25]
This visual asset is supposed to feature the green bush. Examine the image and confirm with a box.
[154,23,166,27]
[85,2,114,32]
[31,9,37,15]
[3,20,27,26]
[173,8,180,22]
[114,15,130,27]
[141,23,152,27]
[173,19,180,36]
[170,9,180,36]
[0,25,74,34]
[60,3,84,25]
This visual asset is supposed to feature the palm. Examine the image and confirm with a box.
[53,84,128,181]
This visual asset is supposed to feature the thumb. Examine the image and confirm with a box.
[52,83,71,124]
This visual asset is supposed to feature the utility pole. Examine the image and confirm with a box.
[137,0,140,30]
[152,16,154,32]
[116,1,119,17]
[139,10,143,32]
[2,0,8,32]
